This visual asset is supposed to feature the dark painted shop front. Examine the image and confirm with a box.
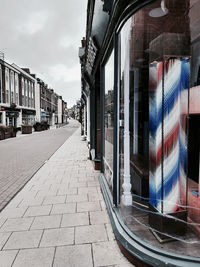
[80,0,200,266]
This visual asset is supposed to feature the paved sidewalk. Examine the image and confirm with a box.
[0,120,79,211]
[0,127,133,267]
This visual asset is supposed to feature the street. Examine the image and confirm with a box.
[0,120,80,211]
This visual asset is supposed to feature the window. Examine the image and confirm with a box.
[5,68,10,103]
[0,65,2,103]
[117,0,200,257]
[22,78,25,106]
[104,50,114,193]
[15,73,19,105]
[25,80,28,106]
[28,81,31,107]
[10,71,14,104]
[32,83,34,108]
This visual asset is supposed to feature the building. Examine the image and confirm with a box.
[0,60,36,127]
[62,100,68,124]
[37,78,57,125]
[14,66,36,125]
[57,96,62,124]
[36,80,68,126]
[0,56,68,129]
[68,102,81,121]
[80,0,200,266]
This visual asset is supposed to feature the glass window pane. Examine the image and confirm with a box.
[104,50,114,193]
[118,0,200,257]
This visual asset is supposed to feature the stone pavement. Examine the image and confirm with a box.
[0,126,133,267]
[0,120,79,211]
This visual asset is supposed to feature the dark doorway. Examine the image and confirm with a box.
[188,114,200,184]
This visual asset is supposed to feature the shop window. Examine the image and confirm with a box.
[117,0,200,257]
[0,65,2,103]
[104,50,114,193]
[119,17,150,202]
[95,68,101,160]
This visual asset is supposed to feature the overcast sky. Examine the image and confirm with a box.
[0,0,87,107]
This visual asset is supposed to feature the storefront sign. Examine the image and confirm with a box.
[6,111,19,118]
[86,37,98,75]
[41,111,46,117]
[22,109,36,115]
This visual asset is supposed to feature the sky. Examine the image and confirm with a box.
[0,0,87,108]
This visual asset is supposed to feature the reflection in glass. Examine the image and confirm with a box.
[104,51,114,193]
[118,0,200,257]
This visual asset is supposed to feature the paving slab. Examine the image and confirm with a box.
[3,230,43,250]
[0,250,18,267]
[30,215,62,230]
[78,186,98,195]
[90,210,110,225]
[18,196,45,208]
[24,205,52,217]
[77,201,101,212]
[51,203,76,215]
[92,241,129,267]
[105,223,116,241]
[42,195,66,205]
[40,227,74,247]
[66,194,88,203]
[53,244,93,267]
[12,247,55,267]
[75,224,108,244]
[0,233,11,250]
[88,192,104,202]
[0,217,34,232]
[57,187,77,196]
[0,207,27,219]
[61,212,89,227]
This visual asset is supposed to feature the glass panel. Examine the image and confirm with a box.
[118,0,200,258]
[0,65,2,103]
[10,71,14,103]
[22,78,25,106]
[15,73,18,105]
[119,51,124,198]
[104,51,114,193]
[5,68,10,103]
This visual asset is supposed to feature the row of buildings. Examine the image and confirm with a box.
[0,55,68,128]
[68,100,81,122]
[79,0,200,266]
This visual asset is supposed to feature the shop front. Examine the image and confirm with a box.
[1,107,20,127]
[82,0,200,266]
[6,110,19,127]
[22,109,36,125]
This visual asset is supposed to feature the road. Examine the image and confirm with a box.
[0,119,80,211]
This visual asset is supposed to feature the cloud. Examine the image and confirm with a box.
[0,0,87,107]
[59,35,77,48]
[16,10,50,35]
[48,64,81,83]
